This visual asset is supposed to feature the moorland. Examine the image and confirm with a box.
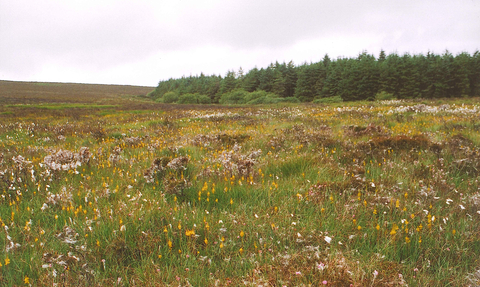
[0,81,479,286]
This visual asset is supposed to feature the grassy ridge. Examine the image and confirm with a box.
[0,94,479,286]
[0,80,154,105]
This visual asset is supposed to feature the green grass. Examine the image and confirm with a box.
[0,98,479,286]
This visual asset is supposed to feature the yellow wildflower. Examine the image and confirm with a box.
[416,224,423,232]
[390,223,399,235]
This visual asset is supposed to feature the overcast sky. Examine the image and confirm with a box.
[1,0,479,87]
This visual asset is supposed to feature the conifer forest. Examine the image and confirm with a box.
[149,50,480,105]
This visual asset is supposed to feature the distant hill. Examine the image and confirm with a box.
[0,80,155,105]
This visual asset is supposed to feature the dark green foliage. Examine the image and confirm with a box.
[236,67,245,89]
[321,59,344,99]
[241,67,261,92]
[258,65,274,93]
[294,63,325,102]
[220,71,237,95]
[337,51,380,101]
[284,61,298,98]
[271,68,286,97]
[149,50,480,104]
[378,49,386,63]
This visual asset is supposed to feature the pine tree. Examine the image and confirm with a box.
[271,68,286,97]
[452,52,471,97]
[382,53,401,97]
[322,54,331,68]
[397,53,420,99]
[219,71,237,95]
[338,52,379,101]
[149,50,479,104]
[205,75,221,103]
[378,49,386,63]
[236,67,245,89]
[294,63,322,102]
[469,51,480,97]
[242,67,260,92]
[258,65,274,93]
[284,61,297,98]
[321,59,344,98]
[423,52,443,98]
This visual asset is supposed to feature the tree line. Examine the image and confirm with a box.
[148,50,480,104]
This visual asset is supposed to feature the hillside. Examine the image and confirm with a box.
[0,80,155,105]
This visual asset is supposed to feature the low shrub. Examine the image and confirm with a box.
[243,91,270,103]
[313,96,343,104]
[162,91,179,103]
[375,91,395,101]
[219,89,248,104]
[177,93,199,104]
[197,94,211,104]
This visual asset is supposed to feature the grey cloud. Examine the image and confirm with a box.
[1,1,164,72]
[0,0,478,85]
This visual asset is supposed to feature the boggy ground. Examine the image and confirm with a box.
[0,86,480,286]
